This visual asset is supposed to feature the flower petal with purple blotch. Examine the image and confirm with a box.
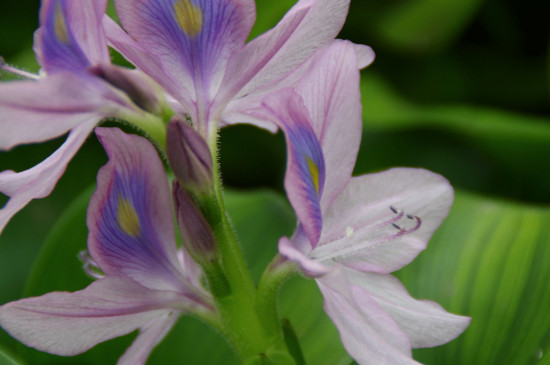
[248,88,325,247]
[88,128,184,292]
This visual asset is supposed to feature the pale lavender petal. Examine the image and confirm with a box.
[317,270,420,365]
[235,0,351,99]
[38,0,91,74]
[63,0,110,64]
[88,128,184,292]
[220,40,367,132]
[278,236,331,278]
[354,44,375,69]
[248,89,325,246]
[118,312,179,365]
[0,73,114,150]
[212,1,310,108]
[0,120,97,234]
[114,0,255,128]
[345,269,471,348]
[102,16,195,114]
[295,41,362,212]
[177,248,205,295]
[311,168,454,274]
[0,277,181,356]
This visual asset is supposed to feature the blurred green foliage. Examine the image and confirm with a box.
[1,0,550,364]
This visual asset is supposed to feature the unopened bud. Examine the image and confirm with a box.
[88,63,164,115]
[173,181,217,264]
[166,116,213,192]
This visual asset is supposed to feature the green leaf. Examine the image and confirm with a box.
[372,0,484,54]
[282,319,307,365]
[396,191,550,365]
[0,345,24,365]
[244,351,296,365]
[362,73,550,142]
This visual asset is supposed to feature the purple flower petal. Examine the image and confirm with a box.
[118,312,179,365]
[114,0,255,131]
[0,277,181,356]
[295,40,362,212]
[62,0,110,65]
[354,43,375,69]
[0,120,97,234]
[103,16,196,115]
[0,73,115,150]
[38,0,92,74]
[88,128,185,291]
[231,0,351,99]
[221,40,372,131]
[344,269,471,348]
[278,237,331,277]
[250,88,325,247]
[317,269,420,364]
[312,168,454,274]
[212,1,310,108]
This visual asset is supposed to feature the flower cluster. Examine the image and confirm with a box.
[0,0,469,364]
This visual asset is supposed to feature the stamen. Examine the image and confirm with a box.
[391,215,422,235]
[0,56,40,80]
[311,206,423,264]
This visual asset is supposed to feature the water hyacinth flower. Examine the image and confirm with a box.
[0,0,165,234]
[250,42,470,363]
[0,127,214,364]
[104,0,372,138]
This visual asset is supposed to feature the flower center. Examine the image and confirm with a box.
[311,206,423,263]
[173,0,203,38]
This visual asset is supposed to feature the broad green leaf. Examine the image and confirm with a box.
[371,0,484,54]
[0,345,24,365]
[362,73,550,142]
[396,191,550,365]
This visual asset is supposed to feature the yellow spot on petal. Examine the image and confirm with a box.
[117,197,141,237]
[306,157,320,194]
[173,0,203,38]
[54,2,70,44]
[345,226,354,238]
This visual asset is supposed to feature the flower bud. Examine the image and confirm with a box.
[166,115,213,192]
[173,180,217,264]
[88,63,165,115]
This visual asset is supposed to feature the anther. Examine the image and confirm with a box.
[390,206,399,214]
[406,214,414,219]
[392,223,401,230]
